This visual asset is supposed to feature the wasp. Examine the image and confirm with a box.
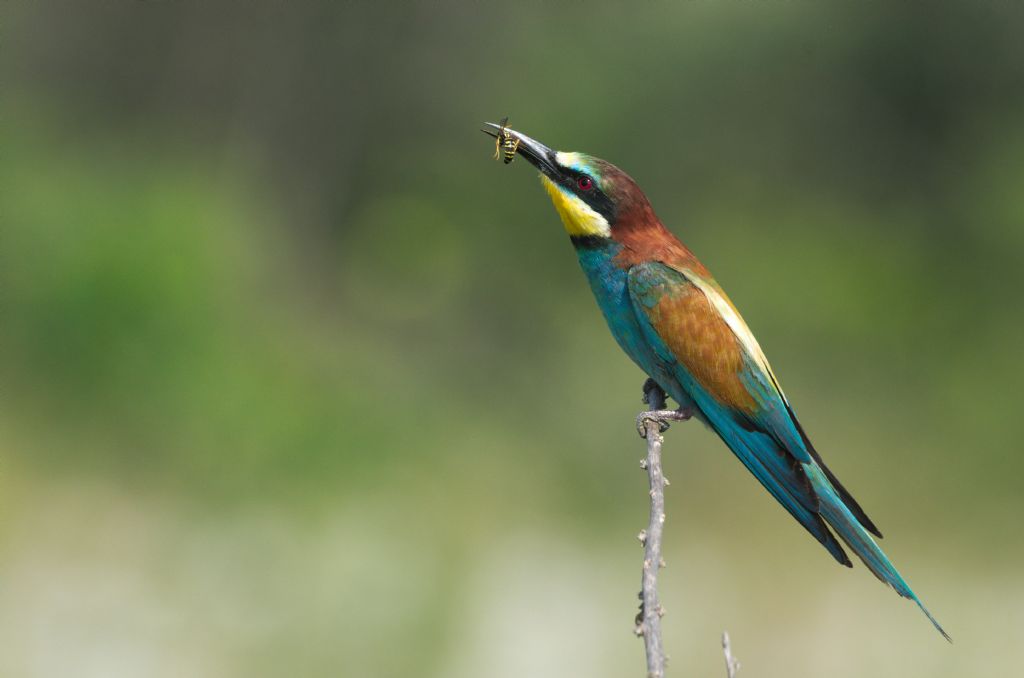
[493,116,520,164]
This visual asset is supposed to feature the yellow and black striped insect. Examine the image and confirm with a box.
[493,116,520,164]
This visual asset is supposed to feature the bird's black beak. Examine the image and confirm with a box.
[481,122,560,179]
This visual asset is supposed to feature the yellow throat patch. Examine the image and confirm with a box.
[540,175,610,238]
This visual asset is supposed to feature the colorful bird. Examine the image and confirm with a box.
[482,122,949,641]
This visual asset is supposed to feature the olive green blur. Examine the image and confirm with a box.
[2,2,1021,677]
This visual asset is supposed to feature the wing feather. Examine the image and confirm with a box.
[627,261,871,562]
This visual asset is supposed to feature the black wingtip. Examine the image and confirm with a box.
[792,416,884,539]
[816,517,853,567]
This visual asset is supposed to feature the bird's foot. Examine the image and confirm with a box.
[637,377,692,436]
[635,408,692,438]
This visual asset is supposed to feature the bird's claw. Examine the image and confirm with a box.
[638,378,692,436]
[635,408,692,438]
[636,413,670,437]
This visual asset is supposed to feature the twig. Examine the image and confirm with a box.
[722,631,740,678]
[632,380,741,678]
[634,379,689,678]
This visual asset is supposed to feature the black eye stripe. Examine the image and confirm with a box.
[562,170,615,224]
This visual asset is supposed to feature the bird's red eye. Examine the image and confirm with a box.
[578,176,594,191]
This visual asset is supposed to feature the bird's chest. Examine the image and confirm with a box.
[575,246,665,376]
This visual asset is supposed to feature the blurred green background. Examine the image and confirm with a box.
[2,2,1022,676]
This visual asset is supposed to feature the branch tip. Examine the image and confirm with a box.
[722,631,741,678]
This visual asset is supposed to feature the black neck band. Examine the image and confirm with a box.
[570,235,611,249]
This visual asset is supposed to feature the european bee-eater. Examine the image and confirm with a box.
[482,122,948,640]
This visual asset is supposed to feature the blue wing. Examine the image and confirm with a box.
[625,262,852,565]
[625,261,949,639]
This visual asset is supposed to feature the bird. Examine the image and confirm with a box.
[481,121,949,641]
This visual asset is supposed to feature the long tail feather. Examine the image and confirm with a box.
[804,464,951,642]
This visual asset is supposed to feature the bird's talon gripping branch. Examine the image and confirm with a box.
[635,409,691,437]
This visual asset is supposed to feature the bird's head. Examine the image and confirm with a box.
[483,122,655,242]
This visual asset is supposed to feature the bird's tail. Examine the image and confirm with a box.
[804,464,952,642]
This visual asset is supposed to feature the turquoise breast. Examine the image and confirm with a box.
[574,241,684,403]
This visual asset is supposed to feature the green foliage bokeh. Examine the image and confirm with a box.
[1,2,1022,677]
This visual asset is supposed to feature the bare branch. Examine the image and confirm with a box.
[722,631,740,678]
[633,379,741,678]
[634,379,688,678]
